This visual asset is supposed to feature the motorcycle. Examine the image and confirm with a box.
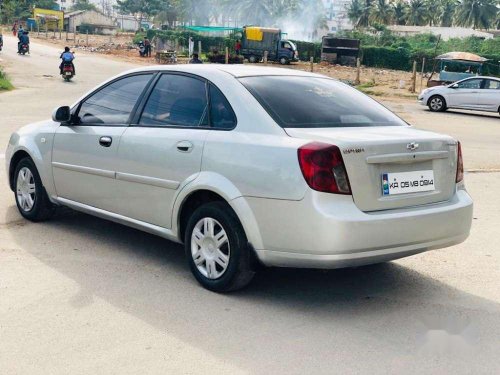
[62,62,75,81]
[19,43,29,55]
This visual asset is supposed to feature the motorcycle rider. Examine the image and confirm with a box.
[17,25,24,53]
[19,31,30,54]
[59,47,75,75]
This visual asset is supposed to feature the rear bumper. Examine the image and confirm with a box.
[242,189,473,269]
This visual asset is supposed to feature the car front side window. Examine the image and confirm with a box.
[77,74,153,125]
[139,74,209,127]
[457,79,482,90]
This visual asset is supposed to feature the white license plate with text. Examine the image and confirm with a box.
[382,170,435,196]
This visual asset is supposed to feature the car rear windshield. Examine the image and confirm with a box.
[239,76,407,128]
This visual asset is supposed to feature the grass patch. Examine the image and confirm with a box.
[356,80,377,90]
[0,69,14,91]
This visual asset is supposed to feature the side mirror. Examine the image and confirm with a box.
[450,84,459,89]
[52,106,71,123]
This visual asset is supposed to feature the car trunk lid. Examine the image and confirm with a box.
[286,126,458,212]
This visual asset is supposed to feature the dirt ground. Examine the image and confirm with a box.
[25,32,422,101]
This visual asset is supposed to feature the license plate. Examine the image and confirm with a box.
[65,72,72,76]
[382,170,435,196]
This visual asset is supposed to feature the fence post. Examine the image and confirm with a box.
[411,60,417,93]
[264,51,268,66]
[59,28,62,40]
[53,28,56,38]
[66,30,68,41]
[37,25,40,37]
[310,57,314,72]
[86,30,89,47]
[420,57,426,92]
[73,29,76,44]
[225,47,229,64]
[198,41,202,57]
[355,58,361,85]
[45,24,48,38]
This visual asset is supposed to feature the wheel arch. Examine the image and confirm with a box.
[8,149,35,191]
[427,93,447,107]
[173,172,264,249]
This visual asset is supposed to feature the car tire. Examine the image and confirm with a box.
[185,201,255,292]
[248,55,258,63]
[279,57,289,65]
[428,95,447,112]
[14,157,55,222]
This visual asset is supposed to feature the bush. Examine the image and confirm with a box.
[361,47,411,71]
[0,69,13,91]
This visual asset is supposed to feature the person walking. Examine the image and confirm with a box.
[144,37,152,57]
[235,40,242,55]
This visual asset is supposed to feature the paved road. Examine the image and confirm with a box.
[1,36,499,374]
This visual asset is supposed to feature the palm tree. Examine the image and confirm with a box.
[392,1,408,25]
[439,0,458,27]
[425,0,440,25]
[370,0,394,24]
[405,0,428,26]
[347,0,364,27]
[454,0,498,30]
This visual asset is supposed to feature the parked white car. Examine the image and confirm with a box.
[6,65,473,292]
[418,76,500,114]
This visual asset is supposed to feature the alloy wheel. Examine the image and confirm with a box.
[16,167,36,212]
[191,217,230,280]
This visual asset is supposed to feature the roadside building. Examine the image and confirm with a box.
[388,26,494,41]
[64,9,118,35]
[322,0,353,34]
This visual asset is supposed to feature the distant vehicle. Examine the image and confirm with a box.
[6,65,472,292]
[241,26,298,65]
[321,37,360,66]
[427,52,487,87]
[19,43,29,55]
[61,62,75,81]
[419,76,500,114]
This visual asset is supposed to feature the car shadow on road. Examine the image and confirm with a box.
[425,108,499,119]
[7,206,499,373]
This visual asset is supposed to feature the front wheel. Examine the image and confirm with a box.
[185,202,255,292]
[14,157,55,221]
[279,57,289,65]
[248,55,258,63]
[428,95,447,112]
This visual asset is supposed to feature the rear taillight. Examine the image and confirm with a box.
[456,141,464,183]
[298,142,351,194]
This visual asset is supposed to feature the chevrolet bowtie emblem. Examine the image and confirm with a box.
[407,142,419,151]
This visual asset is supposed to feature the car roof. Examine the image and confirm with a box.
[459,76,500,81]
[121,64,327,79]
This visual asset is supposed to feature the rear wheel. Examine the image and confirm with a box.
[248,55,258,63]
[185,202,255,292]
[428,95,447,112]
[14,157,55,222]
[279,56,289,65]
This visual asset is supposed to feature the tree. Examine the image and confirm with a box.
[454,0,498,30]
[69,0,97,12]
[392,1,408,25]
[405,0,428,26]
[116,0,162,30]
[439,0,458,27]
[348,0,372,28]
[370,0,394,25]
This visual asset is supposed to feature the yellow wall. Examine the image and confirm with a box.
[33,8,64,30]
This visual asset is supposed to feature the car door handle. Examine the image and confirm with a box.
[99,136,112,147]
[176,141,193,153]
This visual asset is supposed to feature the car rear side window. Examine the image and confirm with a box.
[484,80,500,90]
[239,76,406,128]
[209,83,236,129]
[139,74,209,127]
[78,74,152,125]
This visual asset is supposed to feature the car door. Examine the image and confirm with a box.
[477,79,500,112]
[112,73,213,229]
[447,78,482,109]
[51,73,154,212]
